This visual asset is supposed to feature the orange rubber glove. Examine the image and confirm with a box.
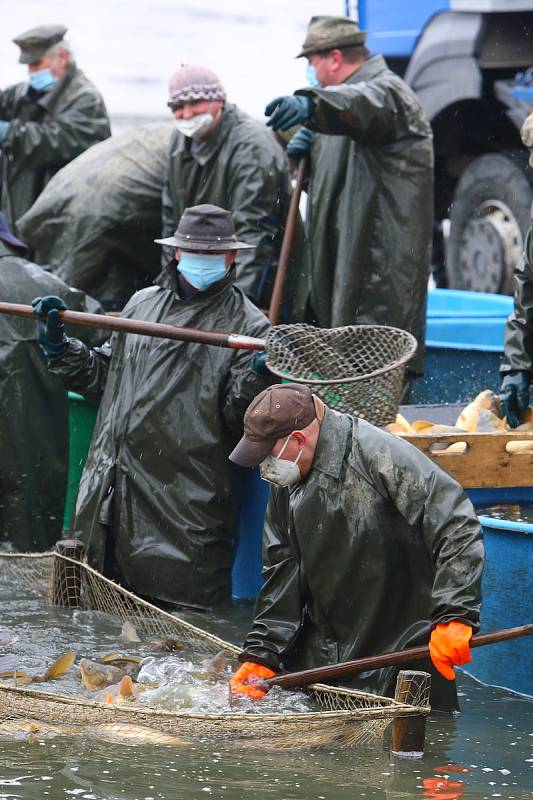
[429,621,473,680]
[229,661,276,700]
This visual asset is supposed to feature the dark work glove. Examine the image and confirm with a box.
[32,295,69,359]
[287,126,315,160]
[265,96,314,132]
[500,370,531,428]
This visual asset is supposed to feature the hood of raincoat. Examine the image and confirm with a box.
[291,56,434,375]
[241,407,484,711]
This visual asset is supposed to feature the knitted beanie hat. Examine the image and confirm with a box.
[168,64,226,104]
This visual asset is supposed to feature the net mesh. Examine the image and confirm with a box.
[0,551,430,749]
[266,324,417,427]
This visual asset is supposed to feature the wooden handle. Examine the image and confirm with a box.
[0,302,266,351]
[260,624,533,691]
[268,157,307,325]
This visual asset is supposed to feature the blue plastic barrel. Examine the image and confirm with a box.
[466,487,533,697]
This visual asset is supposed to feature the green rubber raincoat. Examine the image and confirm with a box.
[0,64,110,232]
[241,408,484,711]
[292,55,433,375]
[162,104,292,307]
[501,227,533,374]
[0,241,102,550]
[49,263,271,609]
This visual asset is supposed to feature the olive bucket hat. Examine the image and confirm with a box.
[155,204,255,251]
[296,15,366,58]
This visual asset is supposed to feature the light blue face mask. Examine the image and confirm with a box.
[177,252,228,290]
[306,64,321,88]
[28,68,57,92]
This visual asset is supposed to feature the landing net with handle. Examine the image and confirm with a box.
[0,551,430,749]
[265,324,417,427]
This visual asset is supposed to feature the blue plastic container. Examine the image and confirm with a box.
[466,488,533,697]
[231,466,269,601]
[427,289,513,318]
[411,290,512,404]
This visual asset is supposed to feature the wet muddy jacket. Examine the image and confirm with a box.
[0,64,110,232]
[242,408,484,711]
[162,104,292,307]
[49,264,271,609]
[0,242,102,550]
[292,56,433,375]
[501,227,533,374]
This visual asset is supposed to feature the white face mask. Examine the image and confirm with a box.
[175,112,214,140]
[259,436,303,487]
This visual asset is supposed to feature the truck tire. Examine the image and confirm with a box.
[446,153,532,294]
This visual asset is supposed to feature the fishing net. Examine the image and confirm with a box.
[0,550,430,749]
[265,324,417,427]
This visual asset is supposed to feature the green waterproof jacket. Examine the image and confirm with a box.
[0,65,110,232]
[241,408,484,711]
[0,241,102,550]
[162,104,294,307]
[292,56,434,375]
[48,263,272,609]
[501,227,533,374]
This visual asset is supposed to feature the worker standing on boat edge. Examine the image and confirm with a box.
[500,112,533,428]
[32,205,273,610]
[265,16,433,378]
[162,64,299,309]
[0,25,110,235]
[228,384,484,712]
[0,213,103,551]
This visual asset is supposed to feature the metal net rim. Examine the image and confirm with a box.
[0,683,429,722]
[266,324,418,385]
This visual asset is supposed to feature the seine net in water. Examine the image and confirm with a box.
[266,324,417,427]
[0,552,429,749]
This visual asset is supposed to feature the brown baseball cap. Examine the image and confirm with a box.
[229,384,316,468]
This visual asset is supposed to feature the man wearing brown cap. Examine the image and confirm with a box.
[500,112,533,427]
[228,384,484,711]
[0,24,110,232]
[264,15,433,378]
[162,64,294,308]
[33,204,273,609]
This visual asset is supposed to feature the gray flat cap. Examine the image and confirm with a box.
[13,24,67,64]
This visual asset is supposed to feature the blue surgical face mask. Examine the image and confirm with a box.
[177,252,228,290]
[28,68,57,92]
[306,64,321,88]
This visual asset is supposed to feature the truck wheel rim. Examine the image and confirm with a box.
[458,200,523,292]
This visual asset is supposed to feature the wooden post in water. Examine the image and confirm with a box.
[50,539,85,608]
[391,670,431,758]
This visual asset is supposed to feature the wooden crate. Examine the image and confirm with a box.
[402,431,533,488]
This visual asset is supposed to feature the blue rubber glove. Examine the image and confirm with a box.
[32,295,69,358]
[287,127,315,160]
[500,370,530,428]
[265,96,314,132]
[0,121,10,145]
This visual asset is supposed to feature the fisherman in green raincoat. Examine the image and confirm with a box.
[162,64,294,308]
[229,384,484,712]
[0,213,102,551]
[265,16,433,376]
[0,25,110,233]
[33,205,273,609]
[500,112,533,427]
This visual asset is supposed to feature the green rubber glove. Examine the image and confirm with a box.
[500,370,530,428]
